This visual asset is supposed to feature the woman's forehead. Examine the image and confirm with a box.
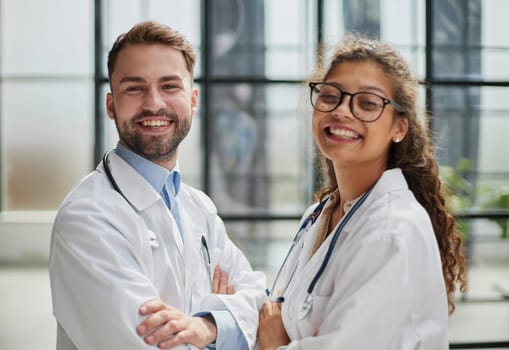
[326,60,394,96]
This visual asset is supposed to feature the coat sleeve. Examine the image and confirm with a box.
[198,213,266,350]
[49,194,161,350]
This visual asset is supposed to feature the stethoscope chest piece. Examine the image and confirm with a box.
[298,293,314,320]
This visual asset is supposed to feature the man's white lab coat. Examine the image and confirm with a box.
[49,151,265,349]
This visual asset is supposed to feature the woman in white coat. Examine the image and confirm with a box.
[258,35,467,350]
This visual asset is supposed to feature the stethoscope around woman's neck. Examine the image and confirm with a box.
[266,186,374,320]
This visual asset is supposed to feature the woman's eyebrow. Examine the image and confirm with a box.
[357,84,389,96]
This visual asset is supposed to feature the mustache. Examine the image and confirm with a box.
[132,109,178,121]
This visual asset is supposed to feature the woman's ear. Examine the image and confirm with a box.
[393,117,409,143]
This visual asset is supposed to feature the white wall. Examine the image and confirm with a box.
[0,212,55,264]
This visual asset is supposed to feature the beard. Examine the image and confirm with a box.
[113,108,191,163]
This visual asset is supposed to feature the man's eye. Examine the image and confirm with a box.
[162,84,178,90]
[126,86,143,92]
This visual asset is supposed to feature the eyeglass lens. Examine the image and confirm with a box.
[310,83,386,122]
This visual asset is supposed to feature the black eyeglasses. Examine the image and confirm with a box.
[309,82,405,122]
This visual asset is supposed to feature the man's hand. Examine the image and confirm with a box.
[136,300,216,349]
[136,266,234,348]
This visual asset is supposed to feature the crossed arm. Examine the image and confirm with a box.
[136,266,235,349]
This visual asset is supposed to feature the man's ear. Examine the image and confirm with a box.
[106,92,115,120]
[191,87,199,116]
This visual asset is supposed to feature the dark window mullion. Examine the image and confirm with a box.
[201,0,212,194]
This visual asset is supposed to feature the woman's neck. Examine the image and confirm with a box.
[334,163,385,210]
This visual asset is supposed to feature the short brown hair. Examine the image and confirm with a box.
[107,20,196,80]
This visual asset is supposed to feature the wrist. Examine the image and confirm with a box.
[200,313,217,345]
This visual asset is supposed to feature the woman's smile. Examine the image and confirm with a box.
[326,125,362,141]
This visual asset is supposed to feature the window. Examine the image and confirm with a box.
[1,1,508,346]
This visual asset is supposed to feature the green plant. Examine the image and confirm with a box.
[439,158,475,240]
[477,185,509,239]
[439,157,509,239]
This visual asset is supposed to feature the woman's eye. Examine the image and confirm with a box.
[360,101,380,111]
[357,96,382,110]
[319,94,340,104]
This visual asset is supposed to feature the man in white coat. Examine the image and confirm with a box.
[49,20,265,350]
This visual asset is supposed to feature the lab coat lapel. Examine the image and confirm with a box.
[100,151,159,211]
[99,151,185,258]
[178,186,213,313]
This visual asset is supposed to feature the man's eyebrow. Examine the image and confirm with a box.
[118,75,184,84]
[159,75,184,83]
[119,76,146,84]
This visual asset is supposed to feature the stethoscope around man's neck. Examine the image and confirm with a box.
[102,149,134,207]
[266,186,374,320]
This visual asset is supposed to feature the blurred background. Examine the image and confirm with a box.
[0,0,508,349]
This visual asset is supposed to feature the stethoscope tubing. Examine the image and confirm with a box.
[267,186,374,305]
[266,199,329,302]
[102,149,135,207]
[305,187,372,295]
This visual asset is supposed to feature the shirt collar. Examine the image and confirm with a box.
[327,189,363,214]
[115,143,181,195]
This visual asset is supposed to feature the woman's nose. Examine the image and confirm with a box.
[332,94,354,119]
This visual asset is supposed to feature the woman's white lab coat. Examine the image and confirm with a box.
[49,151,265,350]
[277,168,449,350]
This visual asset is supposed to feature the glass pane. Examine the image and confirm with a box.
[1,0,92,76]
[433,86,509,210]
[478,87,509,175]
[102,0,201,77]
[433,86,482,168]
[433,87,509,176]
[323,0,425,79]
[265,0,317,80]
[2,81,93,210]
[432,0,481,80]
[224,220,300,273]
[209,83,314,215]
[432,0,509,81]
[208,0,265,78]
[481,0,509,81]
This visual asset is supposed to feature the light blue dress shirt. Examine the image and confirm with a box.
[115,144,247,350]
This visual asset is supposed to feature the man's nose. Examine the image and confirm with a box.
[143,88,166,110]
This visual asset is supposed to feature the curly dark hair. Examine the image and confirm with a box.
[312,34,467,313]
